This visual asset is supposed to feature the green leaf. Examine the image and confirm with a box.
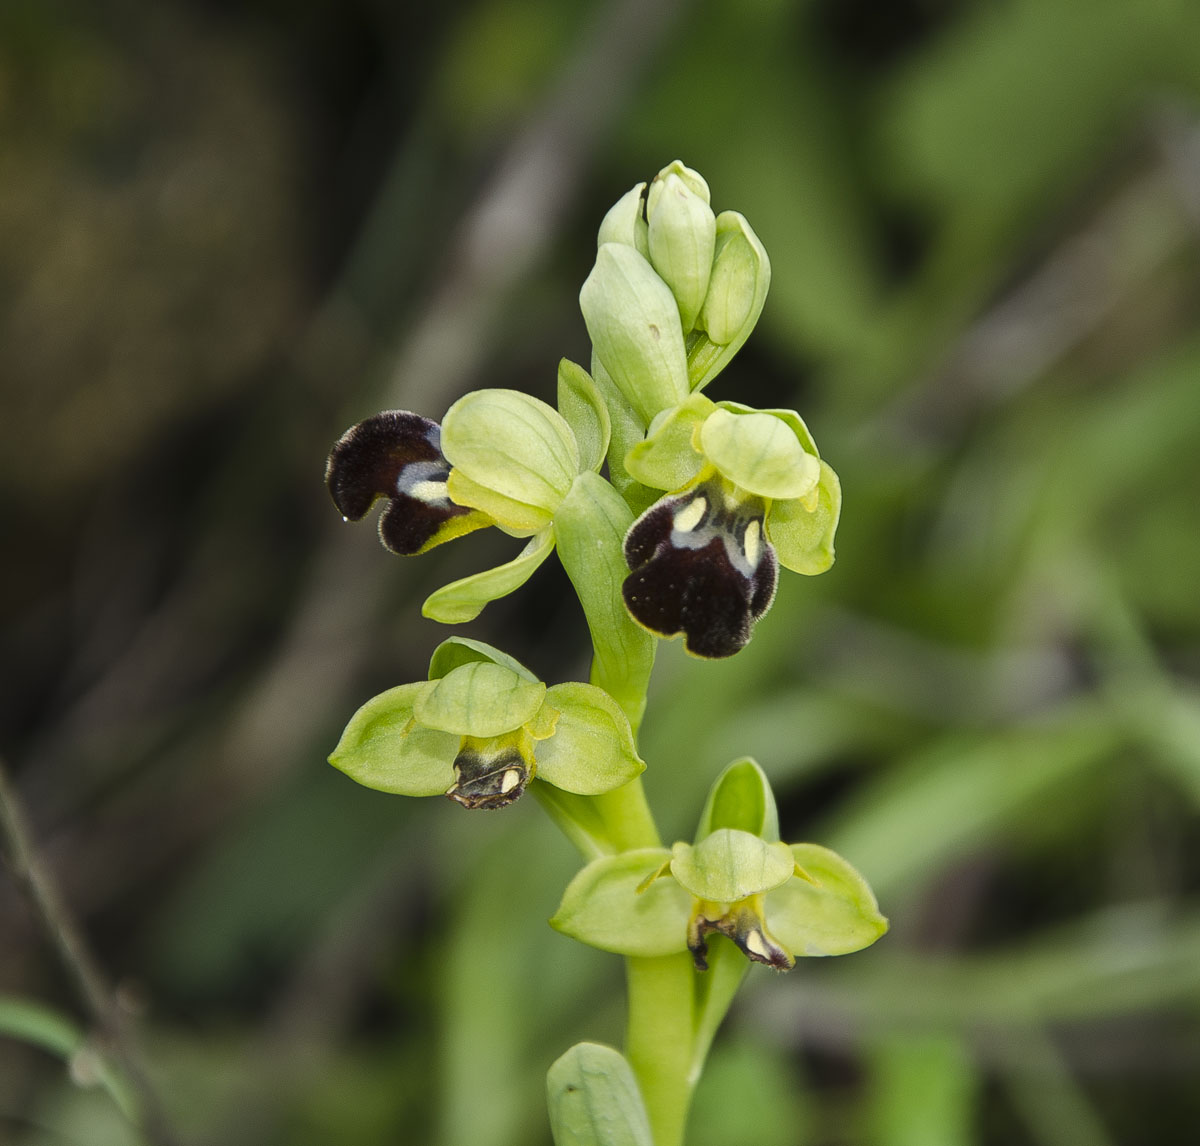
[699,407,819,500]
[687,211,771,392]
[557,359,611,475]
[427,637,539,683]
[0,994,84,1059]
[329,683,458,796]
[413,662,546,737]
[442,388,580,519]
[671,830,795,903]
[623,393,713,493]
[766,844,887,957]
[694,757,780,843]
[553,472,656,730]
[550,849,690,957]
[547,1042,654,1146]
[421,528,556,624]
[767,460,841,575]
[580,243,690,424]
[535,682,644,795]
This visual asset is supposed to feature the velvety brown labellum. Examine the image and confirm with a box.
[446,746,531,810]
[325,411,477,555]
[687,900,793,971]
[622,480,777,658]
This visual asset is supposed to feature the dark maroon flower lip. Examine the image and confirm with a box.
[621,476,777,659]
[325,410,486,556]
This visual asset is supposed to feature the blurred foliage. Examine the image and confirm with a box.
[3,0,1200,1143]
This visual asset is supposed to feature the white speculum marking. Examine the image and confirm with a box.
[673,497,707,533]
[500,769,522,794]
[744,930,769,958]
[743,519,762,569]
[409,479,450,503]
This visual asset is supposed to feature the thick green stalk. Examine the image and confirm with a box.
[625,953,697,1146]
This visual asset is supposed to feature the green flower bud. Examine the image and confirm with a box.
[596,182,650,259]
[646,173,716,334]
[579,243,690,424]
[547,1044,653,1146]
[647,160,710,208]
[688,211,771,393]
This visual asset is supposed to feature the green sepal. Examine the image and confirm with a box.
[328,682,457,797]
[646,172,716,334]
[550,849,690,957]
[694,757,780,843]
[442,389,580,518]
[766,460,841,576]
[590,356,647,499]
[534,682,644,795]
[596,183,650,259]
[623,393,714,493]
[427,637,539,684]
[687,211,770,392]
[698,407,819,500]
[580,243,690,424]
[413,661,546,737]
[546,1042,654,1146]
[553,472,656,730]
[557,358,611,475]
[670,829,795,902]
[766,844,888,957]
[421,528,556,623]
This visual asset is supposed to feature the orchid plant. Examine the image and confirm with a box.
[325,161,885,1146]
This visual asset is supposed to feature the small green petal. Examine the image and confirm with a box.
[694,757,780,843]
[427,637,539,683]
[646,172,716,333]
[699,407,819,500]
[328,682,457,796]
[442,389,580,515]
[557,359,611,475]
[550,849,690,958]
[623,393,714,492]
[580,244,690,424]
[766,460,841,576]
[687,211,770,393]
[421,528,556,624]
[546,1043,654,1146]
[534,682,645,795]
[766,844,888,957]
[413,661,546,737]
[596,182,650,258]
[670,830,795,903]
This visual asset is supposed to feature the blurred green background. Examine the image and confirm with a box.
[3,0,1200,1143]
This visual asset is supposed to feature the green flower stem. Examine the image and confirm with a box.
[625,953,697,1146]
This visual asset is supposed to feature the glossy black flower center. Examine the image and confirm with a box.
[325,411,479,555]
[446,739,532,810]
[687,898,793,972]
[622,477,778,658]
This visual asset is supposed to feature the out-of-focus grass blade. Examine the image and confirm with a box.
[864,1032,977,1146]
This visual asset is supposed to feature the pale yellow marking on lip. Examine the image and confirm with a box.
[500,769,522,795]
[673,497,707,533]
[410,479,450,503]
[744,519,761,568]
[744,930,769,959]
